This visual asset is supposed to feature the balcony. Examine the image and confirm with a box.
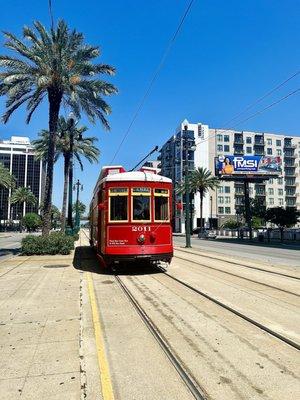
[283,142,296,149]
[284,152,296,158]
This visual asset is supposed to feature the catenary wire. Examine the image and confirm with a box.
[221,70,300,128]
[193,87,300,147]
[110,0,195,164]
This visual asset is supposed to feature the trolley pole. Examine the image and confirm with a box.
[74,179,83,232]
[184,126,191,248]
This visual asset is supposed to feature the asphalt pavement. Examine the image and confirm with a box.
[173,236,300,267]
[0,233,28,260]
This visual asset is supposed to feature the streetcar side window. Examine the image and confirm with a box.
[132,187,151,221]
[154,189,169,222]
[109,188,128,222]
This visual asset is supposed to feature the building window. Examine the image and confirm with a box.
[246,137,252,144]
[279,198,284,206]
[246,147,252,154]
[224,186,230,193]
[269,198,274,205]
[225,196,231,204]
[278,177,283,184]
[267,148,272,155]
[267,139,272,145]
[224,145,230,152]
[217,144,223,152]
[217,134,223,141]
[268,188,274,195]
[277,149,282,156]
[224,135,230,142]
[278,189,283,196]
[276,140,281,146]
[218,186,224,193]
[218,196,224,204]
[225,207,231,214]
[218,207,224,214]
[269,178,273,184]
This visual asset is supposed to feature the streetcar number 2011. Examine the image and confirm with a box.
[132,226,151,232]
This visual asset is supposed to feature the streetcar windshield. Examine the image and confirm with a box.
[132,187,151,221]
[109,188,128,222]
[154,189,169,221]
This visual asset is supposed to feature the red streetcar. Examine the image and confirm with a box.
[90,165,173,267]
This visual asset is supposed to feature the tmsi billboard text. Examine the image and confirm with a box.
[216,155,282,176]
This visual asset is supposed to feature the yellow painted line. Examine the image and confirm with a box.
[86,272,115,400]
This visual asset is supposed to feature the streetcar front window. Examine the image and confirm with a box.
[132,187,151,221]
[154,189,169,222]
[109,188,128,222]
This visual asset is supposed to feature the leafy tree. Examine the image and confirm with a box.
[189,167,219,233]
[33,117,99,230]
[237,197,266,222]
[22,212,41,232]
[11,187,37,207]
[73,201,86,216]
[222,219,242,229]
[265,207,300,242]
[0,20,117,235]
[0,163,15,189]
[51,205,61,229]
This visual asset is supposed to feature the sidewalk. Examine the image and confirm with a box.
[0,236,102,399]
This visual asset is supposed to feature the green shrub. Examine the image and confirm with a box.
[21,213,42,232]
[21,232,75,255]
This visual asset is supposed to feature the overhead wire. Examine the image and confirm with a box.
[110,0,195,164]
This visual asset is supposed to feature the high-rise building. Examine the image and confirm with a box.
[0,136,46,222]
[158,120,300,232]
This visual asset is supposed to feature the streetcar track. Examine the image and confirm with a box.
[174,255,299,298]
[156,266,300,351]
[174,247,300,280]
[115,274,207,400]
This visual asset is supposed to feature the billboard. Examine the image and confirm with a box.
[216,155,282,176]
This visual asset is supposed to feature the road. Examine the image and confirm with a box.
[0,233,27,260]
[173,236,300,267]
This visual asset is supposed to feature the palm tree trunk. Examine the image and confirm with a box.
[42,90,62,236]
[200,191,204,233]
[61,153,70,232]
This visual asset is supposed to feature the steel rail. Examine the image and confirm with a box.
[115,274,207,400]
[156,266,300,351]
[175,247,300,280]
[174,255,299,298]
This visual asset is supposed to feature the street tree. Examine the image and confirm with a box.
[0,20,117,235]
[265,207,300,242]
[10,187,37,222]
[72,200,86,217]
[33,117,99,230]
[189,167,219,233]
[0,163,15,189]
[22,213,41,232]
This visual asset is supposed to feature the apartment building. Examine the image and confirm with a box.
[0,136,46,222]
[159,120,300,232]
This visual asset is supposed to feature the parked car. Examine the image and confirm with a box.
[198,230,217,239]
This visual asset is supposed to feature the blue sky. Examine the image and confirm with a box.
[1,0,300,209]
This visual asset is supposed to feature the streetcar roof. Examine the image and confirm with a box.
[102,171,172,184]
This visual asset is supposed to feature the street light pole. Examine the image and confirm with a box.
[74,179,83,232]
[184,125,191,248]
[210,195,213,229]
[66,116,75,235]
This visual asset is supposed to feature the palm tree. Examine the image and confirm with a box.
[33,116,99,230]
[0,20,117,235]
[10,187,37,220]
[189,167,219,233]
[0,163,15,189]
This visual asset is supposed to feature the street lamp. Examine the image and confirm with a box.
[73,179,83,232]
[183,124,196,248]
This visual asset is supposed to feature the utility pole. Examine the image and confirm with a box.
[243,179,253,240]
[184,125,191,248]
[74,179,83,232]
[210,195,213,229]
[66,116,75,235]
